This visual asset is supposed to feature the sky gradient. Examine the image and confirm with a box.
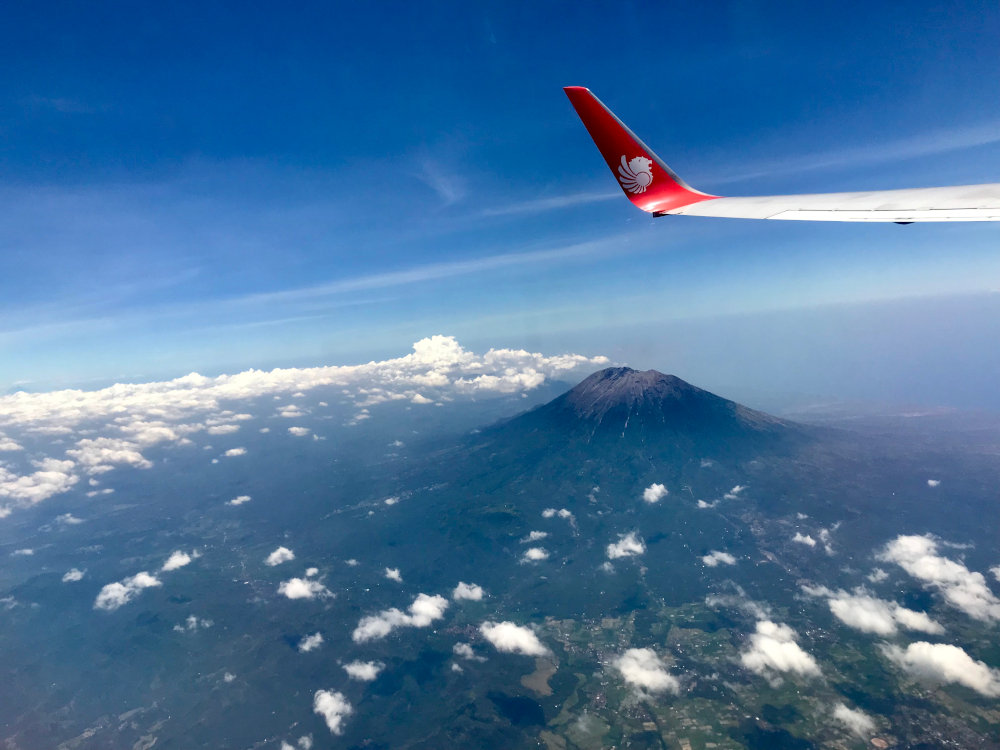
[2,1,1000,409]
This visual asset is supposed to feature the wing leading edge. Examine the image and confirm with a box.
[564,86,1000,222]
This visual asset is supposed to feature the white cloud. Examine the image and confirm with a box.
[792,532,816,548]
[305,567,318,577]
[265,546,295,566]
[614,648,680,694]
[223,672,236,683]
[352,593,449,642]
[832,703,875,737]
[383,496,399,505]
[11,548,33,556]
[607,532,645,560]
[223,447,246,457]
[62,568,85,582]
[927,479,941,487]
[385,567,402,582]
[288,426,311,436]
[521,547,549,563]
[696,499,717,509]
[173,614,212,632]
[702,551,737,567]
[803,585,944,636]
[0,458,78,507]
[0,338,607,515]
[480,621,549,656]
[882,641,1000,696]
[867,568,889,583]
[0,437,23,451]
[313,689,352,735]
[162,550,194,571]
[207,424,240,435]
[343,660,384,681]
[54,512,83,525]
[724,485,746,500]
[740,620,820,678]
[521,531,548,543]
[227,494,251,506]
[642,483,668,503]
[991,565,1000,583]
[298,632,324,653]
[277,577,330,600]
[411,393,433,405]
[541,507,573,521]
[67,437,152,475]
[94,571,162,611]
[879,534,1000,621]
[453,582,484,601]
[453,642,487,662]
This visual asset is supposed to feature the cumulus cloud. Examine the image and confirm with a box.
[265,546,295,566]
[808,587,944,636]
[541,508,573,521]
[288,426,311,436]
[991,565,1000,583]
[313,689,352,735]
[384,567,402,582]
[832,703,876,737]
[298,632,324,652]
[223,447,246,457]
[227,494,251,506]
[0,458,78,507]
[879,534,1000,621]
[927,479,941,487]
[94,571,162,611]
[173,614,212,632]
[343,660,383,681]
[62,568,85,582]
[352,593,449,642]
[521,547,549,563]
[0,338,607,516]
[614,648,680,694]
[453,642,487,662]
[882,641,1000,696]
[607,532,645,560]
[479,621,549,656]
[702,550,737,567]
[867,568,889,583]
[162,550,195,571]
[521,531,548,543]
[696,499,717,509]
[453,582,484,601]
[642,483,668,503]
[724,485,746,500]
[277,577,330,600]
[67,438,152,474]
[792,532,816,548]
[740,621,820,678]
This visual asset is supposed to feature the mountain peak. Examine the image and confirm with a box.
[490,366,800,456]
[564,367,701,421]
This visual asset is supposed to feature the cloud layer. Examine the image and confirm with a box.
[0,336,606,516]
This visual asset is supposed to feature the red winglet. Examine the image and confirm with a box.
[564,86,717,214]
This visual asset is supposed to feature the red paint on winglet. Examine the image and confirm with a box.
[563,86,717,214]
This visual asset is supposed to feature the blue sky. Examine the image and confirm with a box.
[3,1,1000,408]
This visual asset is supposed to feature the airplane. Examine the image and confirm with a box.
[564,86,1000,222]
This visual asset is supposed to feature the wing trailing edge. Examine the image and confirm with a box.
[564,86,1000,223]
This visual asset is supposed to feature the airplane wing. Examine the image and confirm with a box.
[564,86,1000,223]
